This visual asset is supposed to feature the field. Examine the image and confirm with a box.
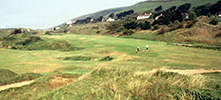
[0,34,221,99]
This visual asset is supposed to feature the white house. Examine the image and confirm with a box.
[106,17,115,22]
[54,27,60,30]
[137,13,152,20]
[90,19,94,22]
[219,11,221,17]
[66,21,73,26]
[155,14,163,20]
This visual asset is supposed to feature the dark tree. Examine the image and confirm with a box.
[178,3,191,13]
[123,21,138,29]
[97,16,104,22]
[210,1,221,14]
[189,12,196,20]
[108,13,115,18]
[140,21,151,30]
[116,10,134,19]
[155,5,163,12]
[174,10,184,22]
[169,6,177,11]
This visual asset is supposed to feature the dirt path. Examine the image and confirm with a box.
[0,80,35,91]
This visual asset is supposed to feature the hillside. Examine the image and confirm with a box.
[71,7,124,21]
[59,0,219,26]
[119,0,219,13]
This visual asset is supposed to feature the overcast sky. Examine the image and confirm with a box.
[0,0,144,29]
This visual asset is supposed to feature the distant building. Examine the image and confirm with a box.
[155,14,163,20]
[66,21,73,26]
[90,19,94,22]
[137,13,152,20]
[27,28,30,32]
[106,17,115,22]
[54,27,60,30]
[184,13,189,19]
[219,11,221,17]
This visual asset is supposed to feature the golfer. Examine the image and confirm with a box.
[137,47,140,52]
[146,45,148,51]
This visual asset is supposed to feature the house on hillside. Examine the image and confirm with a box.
[54,27,60,30]
[184,13,189,19]
[137,13,152,20]
[155,14,163,20]
[90,19,94,22]
[106,17,115,22]
[219,11,221,17]
[66,21,73,26]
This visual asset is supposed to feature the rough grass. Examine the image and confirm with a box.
[37,67,220,99]
[0,33,83,51]
[0,69,42,86]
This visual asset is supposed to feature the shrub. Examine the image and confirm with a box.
[189,12,197,20]
[140,21,151,30]
[99,56,113,61]
[173,20,180,25]
[123,21,138,29]
[123,29,134,35]
[210,18,219,25]
[10,28,23,35]
[116,26,125,33]
[152,25,160,30]
[45,31,52,35]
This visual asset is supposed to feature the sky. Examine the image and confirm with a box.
[0,0,144,29]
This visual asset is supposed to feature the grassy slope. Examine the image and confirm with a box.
[117,0,220,14]
[1,34,221,74]
[0,34,221,99]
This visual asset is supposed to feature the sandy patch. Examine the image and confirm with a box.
[48,76,76,86]
[0,80,35,91]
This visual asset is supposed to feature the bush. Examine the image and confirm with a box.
[140,21,151,30]
[116,26,125,33]
[99,56,113,61]
[123,29,134,35]
[10,28,23,35]
[189,12,197,20]
[45,31,52,35]
[210,18,219,25]
[173,20,180,25]
[123,21,138,29]
[152,25,160,30]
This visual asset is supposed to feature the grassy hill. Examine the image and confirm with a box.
[118,0,219,13]
[60,0,219,25]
